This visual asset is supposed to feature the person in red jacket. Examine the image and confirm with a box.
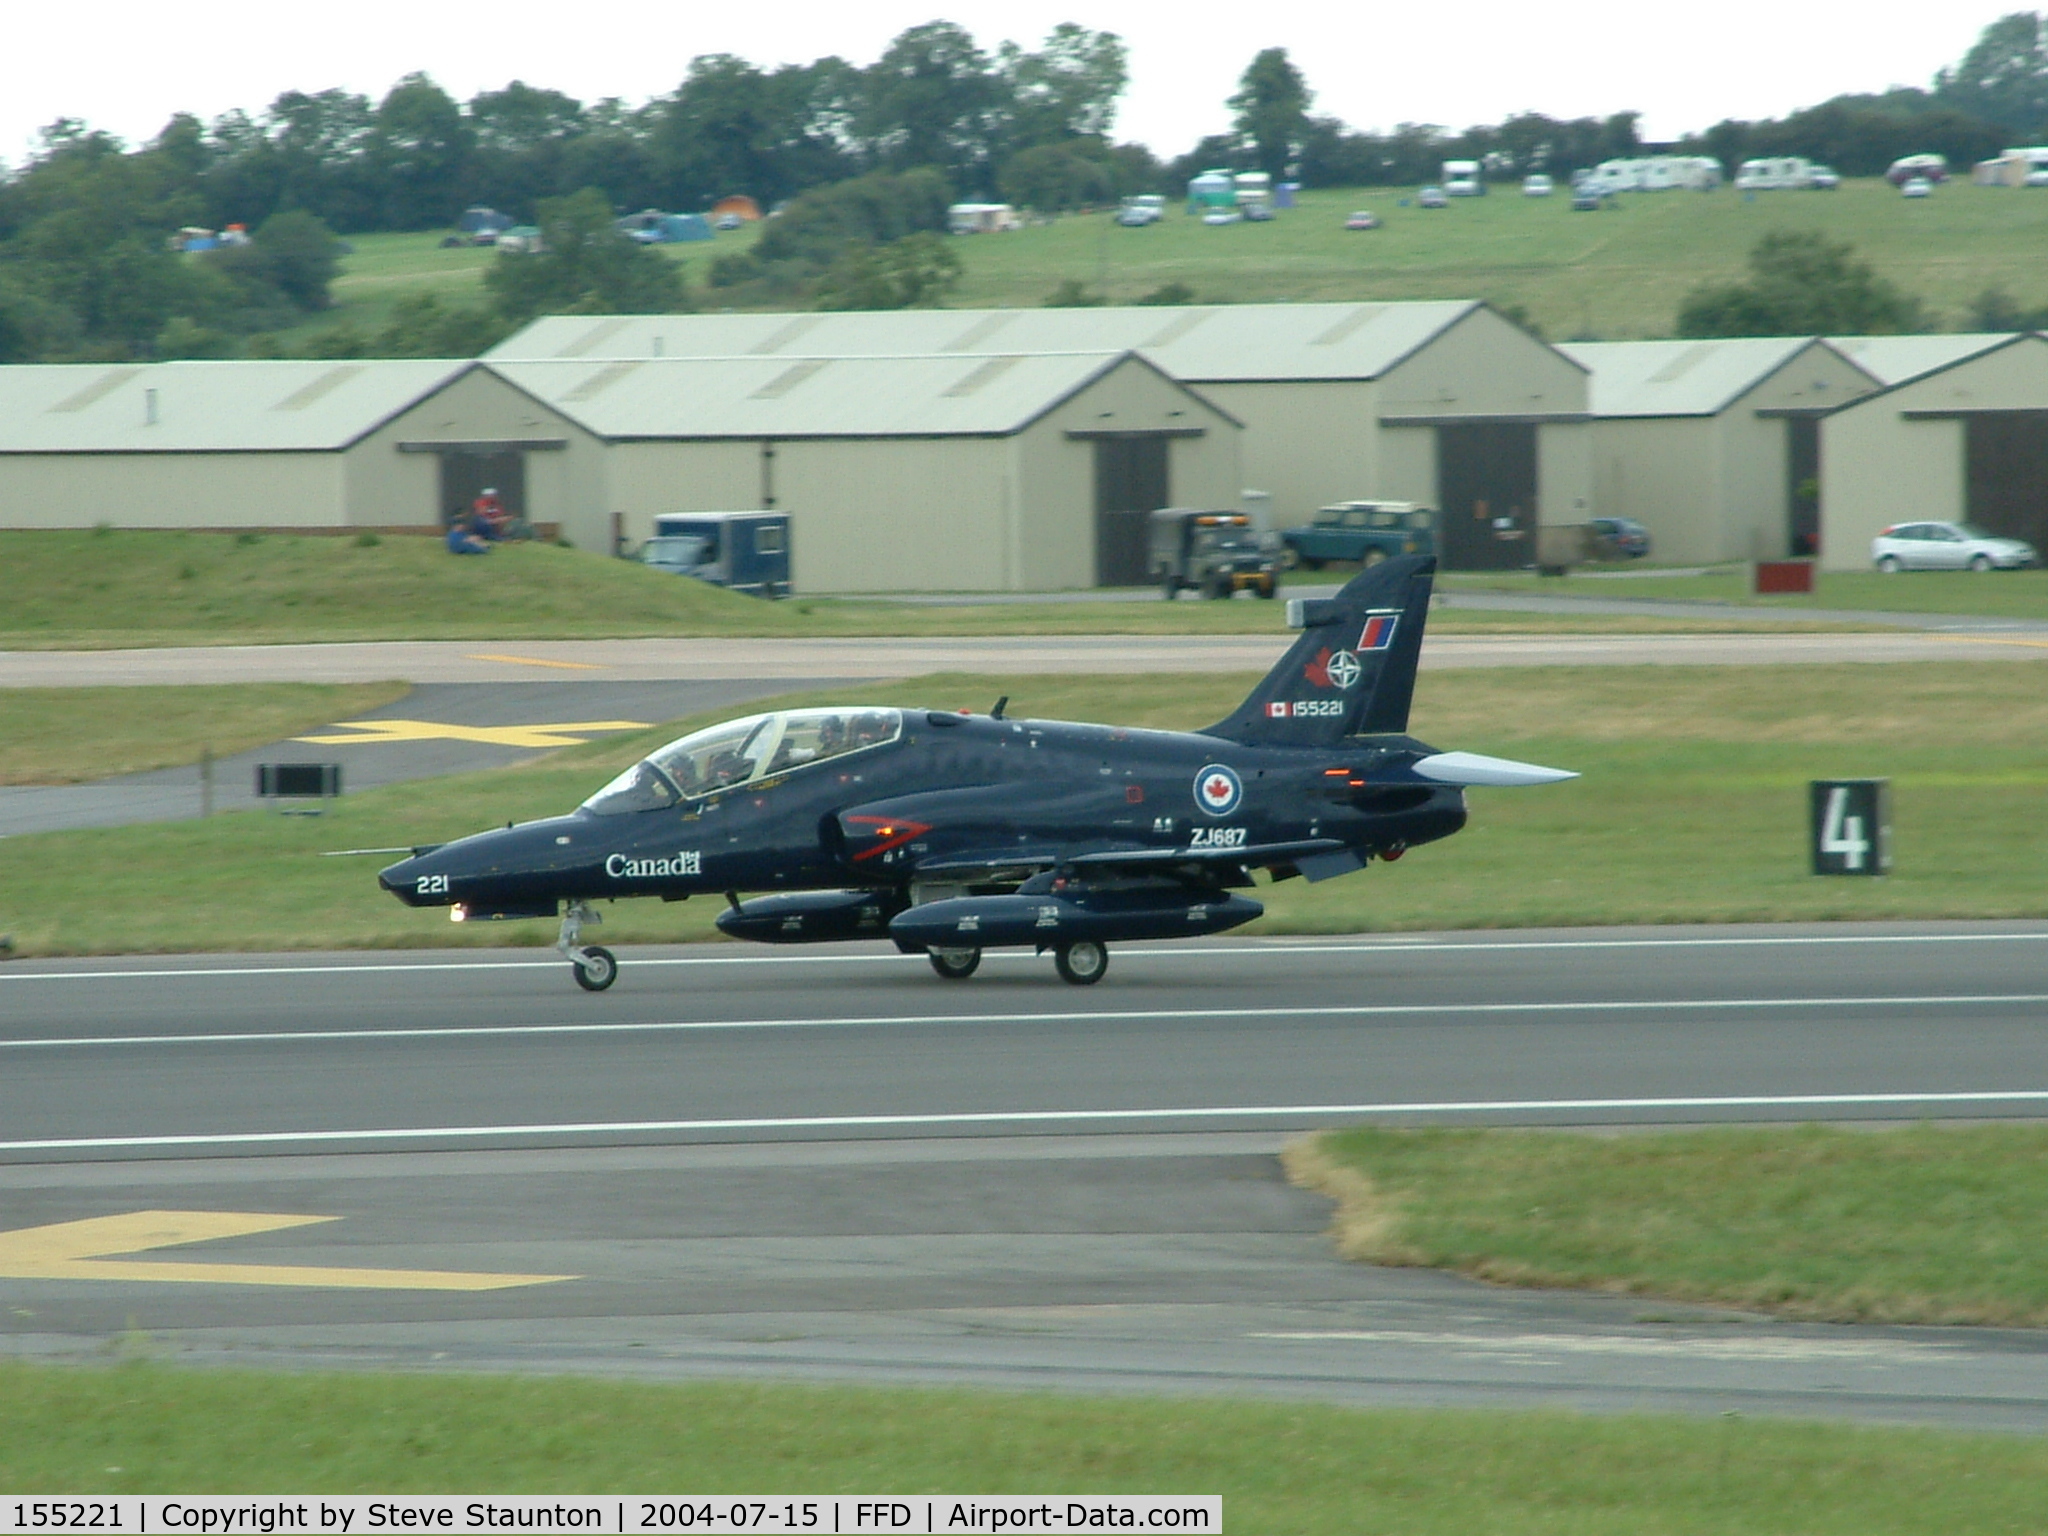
[472,488,511,540]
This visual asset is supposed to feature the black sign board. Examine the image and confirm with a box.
[256,763,342,799]
[1810,779,1890,876]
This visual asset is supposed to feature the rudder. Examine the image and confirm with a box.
[1202,555,1435,746]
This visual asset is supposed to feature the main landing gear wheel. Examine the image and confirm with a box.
[929,946,982,980]
[1054,940,1108,985]
[572,945,617,991]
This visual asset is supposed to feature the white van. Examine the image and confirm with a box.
[1442,160,1485,196]
[1736,158,1814,190]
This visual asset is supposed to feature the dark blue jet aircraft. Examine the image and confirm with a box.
[380,556,1573,990]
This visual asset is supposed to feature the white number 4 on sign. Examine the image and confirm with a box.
[1820,787,1869,871]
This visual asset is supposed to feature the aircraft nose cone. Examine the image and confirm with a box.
[379,854,428,902]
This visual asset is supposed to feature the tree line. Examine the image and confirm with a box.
[2,14,2045,361]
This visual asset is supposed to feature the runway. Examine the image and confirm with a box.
[5,923,2048,1428]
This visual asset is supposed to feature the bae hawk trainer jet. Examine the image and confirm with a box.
[379,556,1574,990]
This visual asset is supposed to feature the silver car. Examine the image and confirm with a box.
[1871,521,2038,572]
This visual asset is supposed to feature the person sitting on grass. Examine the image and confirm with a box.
[472,487,512,540]
[446,511,491,555]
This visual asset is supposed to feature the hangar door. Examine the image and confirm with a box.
[1966,413,2048,551]
[1093,436,1170,586]
[1435,423,1537,571]
[1787,417,1821,557]
[437,449,526,527]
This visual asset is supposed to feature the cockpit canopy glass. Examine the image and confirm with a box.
[580,707,904,815]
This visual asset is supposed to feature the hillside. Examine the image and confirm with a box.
[304,180,2048,347]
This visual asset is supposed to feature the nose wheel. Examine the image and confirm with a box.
[557,901,616,992]
[571,945,617,991]
[1054,940,1108,985]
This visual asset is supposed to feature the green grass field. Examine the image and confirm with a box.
[3,663,2043,956]
[1291,1124,2048,1327]
[0,531,1902,650]
[0,684,408,785]
[307,180,2048,344]
[1446,566,2048,620]
[5,1365,2047,1531]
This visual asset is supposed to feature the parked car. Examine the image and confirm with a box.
[1343,209,1382,230]
[1522,174,1554,196]
[2027,169,2048,188]
[1151,509,1277,599]
[1809,164,1841,189]
[1901,176,1934,198]
[1242,201,1276,222]
[1588,516,1653,560]
[1570,186,1605,211]
[1281,502,1437,569]
[713,212,745,231]
[1417,185,1448,209]
[1872,521,2038,572]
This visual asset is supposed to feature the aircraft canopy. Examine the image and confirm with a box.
[581,708,904,814]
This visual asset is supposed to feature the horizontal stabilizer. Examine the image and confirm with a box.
[1412,751,1578,787]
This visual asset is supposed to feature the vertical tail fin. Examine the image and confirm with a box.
[1203,555,1435,745]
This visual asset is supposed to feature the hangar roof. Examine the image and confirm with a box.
[0,360,473,453]
[1556,337,1874,417]
[487,350,1232,439]
[1825,333,2014,386]
[485,301,1495,383]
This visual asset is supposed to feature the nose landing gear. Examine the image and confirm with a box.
[558,901,617,992]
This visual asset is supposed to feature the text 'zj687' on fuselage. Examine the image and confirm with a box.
[378,556,1575,991]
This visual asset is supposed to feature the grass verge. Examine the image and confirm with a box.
[0,532,1894,649]
[1287,1123,2048,1327]
[5,1363,2048,1532]
[0,663,2043,956]
[0,683,409,785]
[1444,566,2048,621]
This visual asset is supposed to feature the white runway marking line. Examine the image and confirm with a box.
[8,1089,2048,1153]
[4,930,2046,985]
[7,993,2048,1052]
[1246,1331,1979,1364]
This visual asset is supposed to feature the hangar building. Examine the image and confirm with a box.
[1558,338,1879,562]
[1821,332,2048,571]
[0,360,604,541]
[1826,334,2015,387]
[485,350,1243,591]
[490,301,1595,572]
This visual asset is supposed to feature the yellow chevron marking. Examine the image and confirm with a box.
[466,653,607,670]
[295,719,649,748]
[0,1211,576,1290]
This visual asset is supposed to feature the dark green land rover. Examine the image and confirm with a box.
[1281,501,1437,569]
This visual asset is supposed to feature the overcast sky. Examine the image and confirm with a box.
[1,1,2015,167]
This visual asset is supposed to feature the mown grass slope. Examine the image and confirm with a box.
[309,180,2048,343]
[0,530,1892,649]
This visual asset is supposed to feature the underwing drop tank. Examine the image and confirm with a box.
[888,887,1263,952]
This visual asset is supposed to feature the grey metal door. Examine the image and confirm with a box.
[1435,423,1537,571]
[1094,437,1170,586]
[438,450,526,527]
[1967,413,2048,552]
